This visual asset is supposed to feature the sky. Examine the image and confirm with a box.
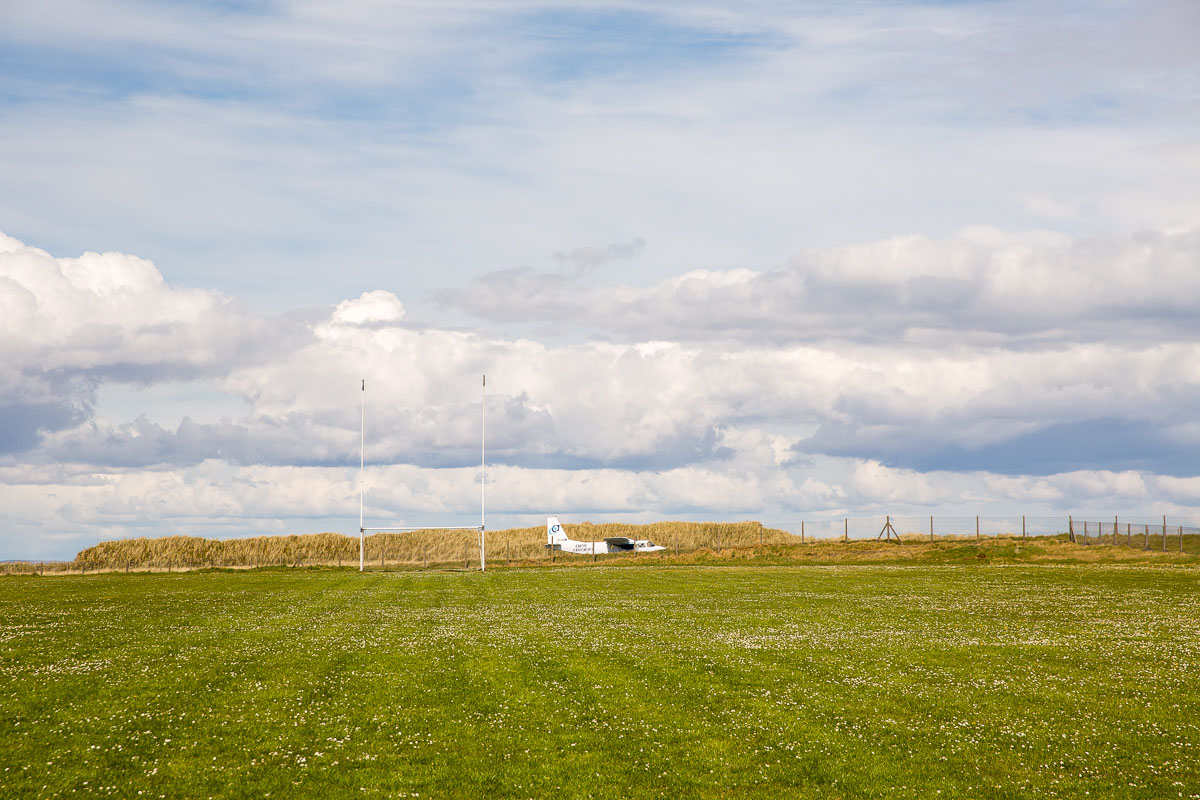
[1,0,1198,559]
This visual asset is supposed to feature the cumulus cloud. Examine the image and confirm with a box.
[0,232,282,455]
[3,231,1200,558]
[332,291,405,325]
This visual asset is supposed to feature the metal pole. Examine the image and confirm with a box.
[480,374,486,572]
[360,379,365,573]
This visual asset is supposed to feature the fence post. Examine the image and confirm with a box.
[1022,515,1026,539]
[759,523,763,547]
[1180,525,1184,554]
[1144,523,1150,550]
[976,515,980,541]
[1162,515,1167,552]
[930,515,934,543]
[1127,522,1131,548]
[843,518,848,542]
[1083,520,1089,545]
[1114,515,1119,546]
[1069,515,1075,543]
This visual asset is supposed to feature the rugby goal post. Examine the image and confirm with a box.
[358,375,487,572]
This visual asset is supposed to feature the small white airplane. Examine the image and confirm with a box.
[545,516,667,554]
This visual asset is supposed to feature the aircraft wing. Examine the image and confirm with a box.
[604,537,636,550]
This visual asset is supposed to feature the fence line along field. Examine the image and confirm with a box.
[2,565,1198,798]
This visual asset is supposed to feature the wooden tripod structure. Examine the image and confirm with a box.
[876,515,903,543]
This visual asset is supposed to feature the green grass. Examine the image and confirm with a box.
[3,565,1199,799]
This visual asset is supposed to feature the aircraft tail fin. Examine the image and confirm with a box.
[547,516,568,545]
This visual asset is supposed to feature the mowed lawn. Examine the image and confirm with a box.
[2,566,1198,799]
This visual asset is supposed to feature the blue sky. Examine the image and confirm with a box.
[1,0,1198,558]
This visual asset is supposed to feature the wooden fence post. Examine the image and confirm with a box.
[1068,515,1075,543]
[1180,525,1184,554]
[1022,515,1026,539]
[1126,522,1131,547]
[843,518,848,542]
[1144,523,1150,550]
[801,520,805,544]
[930,515,934,543]
[1162,515,1167,552]
[976,515,980,541]
[1114,515,1119,546]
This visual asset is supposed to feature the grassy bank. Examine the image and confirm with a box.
[47,521,788,573]
[2,565,1198,798]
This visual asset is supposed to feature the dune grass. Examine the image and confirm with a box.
[2,564,1199,798]
[48,521,788,574]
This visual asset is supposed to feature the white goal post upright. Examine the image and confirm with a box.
[360,378,365,572]
[475,374,480,568]
[358,374,487,573]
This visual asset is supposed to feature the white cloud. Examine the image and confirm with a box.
[332,291,405,325]
[0,232,276,455]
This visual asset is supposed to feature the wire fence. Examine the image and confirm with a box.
[767,514,1200,553]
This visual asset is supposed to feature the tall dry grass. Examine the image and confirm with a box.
[62,521,791,571]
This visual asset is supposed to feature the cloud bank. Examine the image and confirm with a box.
[3,228,1200,558]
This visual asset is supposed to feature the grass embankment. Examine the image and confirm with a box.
[2,565,1198,798]
[31,521,791,573]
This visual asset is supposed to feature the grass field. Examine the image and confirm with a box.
[2,565,1198,799]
